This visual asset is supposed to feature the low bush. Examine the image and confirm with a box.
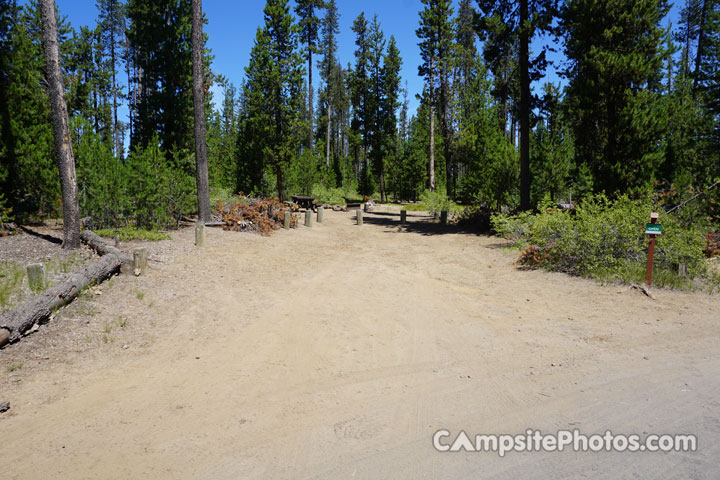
[419,188,462,216]
[75,121,196,231]
[0,193,15,235]
[492,194,710,289]
[310,184,360,205]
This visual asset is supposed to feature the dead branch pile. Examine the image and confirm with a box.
[0,222,19,237]
[219,197,297,235]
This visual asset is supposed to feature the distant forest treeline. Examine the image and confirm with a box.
[0,0,718,228]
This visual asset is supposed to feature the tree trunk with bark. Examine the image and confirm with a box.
[40,0,81,249]
[192,0,211,223]
[110,0,120,157]
[428,57,435,192]
[308,49,314,150]
[326,104,331,167]
[519,0,531,211]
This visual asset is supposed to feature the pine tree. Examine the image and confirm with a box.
[364,14,385,195]
[477,0,557,211]
[1,1,66,214]
[191,0,211,223]
[349,12,371,185]
[530,83,574,204]
[416,0,453,192]
[456,54,517,209]
[563,0,671,195]
[0,0,17,193]
[375,35,402,202]
[294,0,323,151]
[95,0,126,157]
[318,0,339,168]
[693,0,719,153]
[239,0,305,200]
[126,0,195,154]
[40,0,81,248]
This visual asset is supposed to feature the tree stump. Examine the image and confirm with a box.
[400,209,407,225]
[356,209,363,226]
[317,206,324,223]
[677,263,688,277]
[133,248,148,276]
[304,209,312,227]
[284,211,291,229]
[27,263,47,293]
[195,222,206,247]
[440,210,448,225]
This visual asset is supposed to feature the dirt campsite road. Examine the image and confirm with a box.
[1,208,719,479]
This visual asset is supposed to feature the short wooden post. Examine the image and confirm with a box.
[317,206,324,224]
[195,222,206,247]
[133,248,148,276]
[645,212,659,286]
[400,209,407,225]
[304,209,312,227]
[114,233,120,248]
[440,210,448,225]
[27,263,46,292]
[677,263,688,277]
[284,211,291,229]
[356,209,363,226]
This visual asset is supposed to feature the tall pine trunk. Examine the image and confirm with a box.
[326,104,331,167]
[308,49,314,150]
[40,0,81,249]
[110,0,120,157]
[693,0,709,91]
[519,0,531,211]
[428,57,435,192]
[191,0,211,223]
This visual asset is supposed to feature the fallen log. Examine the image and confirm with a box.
[80,230,131,261]
[0,232,130,347]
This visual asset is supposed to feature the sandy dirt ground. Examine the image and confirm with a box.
[1,208,719,479]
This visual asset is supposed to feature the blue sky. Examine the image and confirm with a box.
[26,1,680,126]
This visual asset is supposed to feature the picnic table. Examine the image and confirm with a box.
[291,195,316,212]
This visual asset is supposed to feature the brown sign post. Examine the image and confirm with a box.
[645,212,660,286]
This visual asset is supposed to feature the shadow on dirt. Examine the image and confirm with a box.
[351,211,492,237]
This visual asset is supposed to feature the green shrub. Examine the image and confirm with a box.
[492,194,708,288]
[125,141,196,230]
[75,120,196,231]
[310,184,360,205]
[0,193,13,224]
[419,188,462,216]
[75,119,131,229]
[210,186,238,212]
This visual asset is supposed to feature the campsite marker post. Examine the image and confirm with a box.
[645,212,662,286]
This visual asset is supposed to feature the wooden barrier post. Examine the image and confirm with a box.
[304,209,312,227]
[133,248,148,276]
[400,209,407,225]
[284,211,291,229]
[27,263,46,293]
[356,209,363,226]
[645,212,661,286]
[440,210,448,225]
[317,206,324,224]
[195,222,206,247]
